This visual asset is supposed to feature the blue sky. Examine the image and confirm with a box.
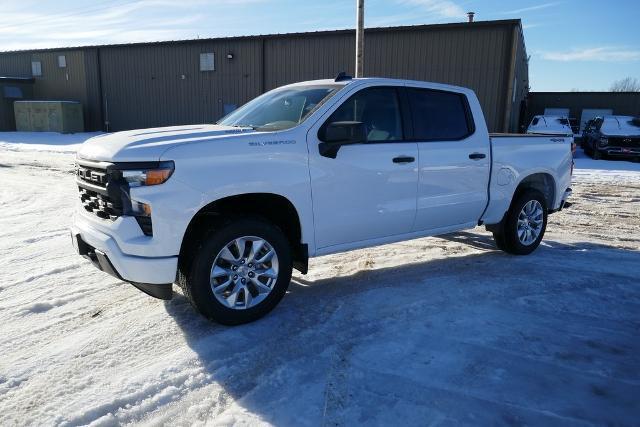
[2,0,639,91]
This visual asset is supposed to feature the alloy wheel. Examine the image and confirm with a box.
[210,236,279,310]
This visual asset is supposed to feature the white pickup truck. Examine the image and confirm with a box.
[71,76,573,324]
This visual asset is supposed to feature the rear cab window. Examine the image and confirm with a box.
[407,88,474,140]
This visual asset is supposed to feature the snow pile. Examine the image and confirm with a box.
[0,134,639,425]
[0,131,100,154]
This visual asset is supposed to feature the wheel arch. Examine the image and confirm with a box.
[486,171,556,233]
[178,192,308,276]
[514,172,556,209]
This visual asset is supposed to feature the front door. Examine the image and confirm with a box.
[307,86,419,250]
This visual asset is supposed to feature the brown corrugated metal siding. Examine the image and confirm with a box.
[0,19,527,133]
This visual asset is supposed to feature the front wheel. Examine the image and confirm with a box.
[180,217,292,325]
[493,189,548,255]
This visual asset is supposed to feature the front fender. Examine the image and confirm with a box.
[161,132,316,253]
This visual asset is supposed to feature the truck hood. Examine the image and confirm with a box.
[77,124,255,162]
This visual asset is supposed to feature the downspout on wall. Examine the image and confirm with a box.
[502,23,519,133]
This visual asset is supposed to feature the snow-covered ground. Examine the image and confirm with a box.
[0,132,639,426]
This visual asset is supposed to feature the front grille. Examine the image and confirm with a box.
[77,163,108,188]
[608,137,640,148]
[78,187,122,220]
[76,160,123,222]
[76,159,153,236]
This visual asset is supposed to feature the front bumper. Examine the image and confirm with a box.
[71,216,177,299]
[600,146,640,157]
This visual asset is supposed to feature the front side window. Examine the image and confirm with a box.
[408,88,472,140]
[218,84,341,131]
[325,87,403,142]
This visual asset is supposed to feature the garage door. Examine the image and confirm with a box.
[580,109,613,132]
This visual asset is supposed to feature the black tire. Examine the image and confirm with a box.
[592,149,601,160]
[179,217,292,325]
[496,189,548,255]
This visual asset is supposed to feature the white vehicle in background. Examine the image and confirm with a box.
[71,75,573,325]
[527,115,573,136]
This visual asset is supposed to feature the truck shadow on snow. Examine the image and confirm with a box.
[162,234,640,425]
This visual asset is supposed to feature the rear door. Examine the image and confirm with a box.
[407,86,490,232]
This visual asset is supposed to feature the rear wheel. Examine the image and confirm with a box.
[493,189,548,255]
[180,217,292,325]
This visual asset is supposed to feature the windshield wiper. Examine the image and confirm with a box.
[227,124,257,130]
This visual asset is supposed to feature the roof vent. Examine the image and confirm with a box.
[335,71,353,82]
[467,11,475,23]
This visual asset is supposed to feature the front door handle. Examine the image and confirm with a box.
[468,152,486,160]
[392,156,415,164]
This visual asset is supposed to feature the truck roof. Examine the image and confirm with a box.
[283,77,474,94]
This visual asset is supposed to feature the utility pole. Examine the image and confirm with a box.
[355,0,364,77]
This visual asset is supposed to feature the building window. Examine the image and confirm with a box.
[58,55,66,68]
[200,53,215,71]
[31,61,42,76]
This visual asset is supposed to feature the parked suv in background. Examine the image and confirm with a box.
[71,76,573,324]
[583,115,640,160]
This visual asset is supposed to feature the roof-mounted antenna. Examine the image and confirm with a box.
[335,71,353,82]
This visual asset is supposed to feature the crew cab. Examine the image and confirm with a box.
[71,76,573,324]
[582,115,640,160]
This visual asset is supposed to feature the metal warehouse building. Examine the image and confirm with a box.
[0,19,528,133]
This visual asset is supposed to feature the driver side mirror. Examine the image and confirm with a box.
[318,121,367,159]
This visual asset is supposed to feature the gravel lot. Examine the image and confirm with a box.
[0,135,639,426]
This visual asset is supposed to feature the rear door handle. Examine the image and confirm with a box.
[392,156,415,164]
[468,152,486,160]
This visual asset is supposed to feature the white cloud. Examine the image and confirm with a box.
[539,47,640,62]
[0,0,265,51]
[499,2,562,15]
[395,0,465,19]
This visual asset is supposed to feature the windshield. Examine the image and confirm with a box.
[217,84,342,131]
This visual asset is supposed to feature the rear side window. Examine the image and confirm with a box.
[408,88,473,140]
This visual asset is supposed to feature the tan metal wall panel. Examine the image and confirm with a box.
[0,20,524,132]
[31,51,87,102]
[0,52,31,76]
[263,24,514,131]
[264,33,355,89]
[99,39,263,131]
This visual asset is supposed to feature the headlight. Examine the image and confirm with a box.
[598,138,608,147]
[121,161,174,187]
